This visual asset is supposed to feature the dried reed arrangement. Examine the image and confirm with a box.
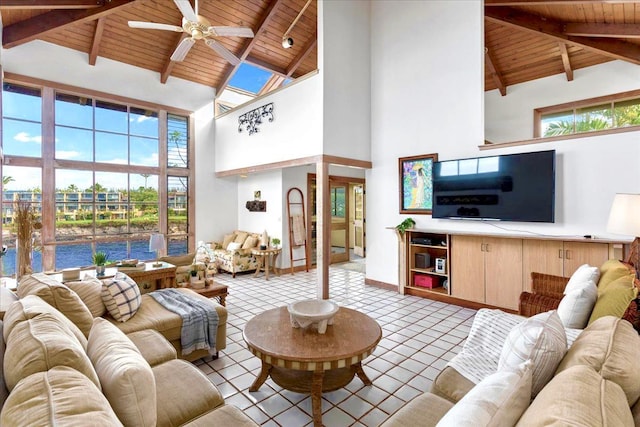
[14,200,40,279]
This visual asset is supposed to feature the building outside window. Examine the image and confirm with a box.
[1,80,194,276]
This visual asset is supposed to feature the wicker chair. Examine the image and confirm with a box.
[519,272,569,317]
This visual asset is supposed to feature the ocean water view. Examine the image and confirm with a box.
[1,239,187,277]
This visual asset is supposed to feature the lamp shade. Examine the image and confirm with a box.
[606,193,640,236]
[149,233,166,252]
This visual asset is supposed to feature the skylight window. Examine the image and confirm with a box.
[228,63,272,94]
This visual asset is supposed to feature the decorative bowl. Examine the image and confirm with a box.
[287,299,339,334]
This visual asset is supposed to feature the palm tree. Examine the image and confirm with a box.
[2,176,14,191]
[140,173,150,188]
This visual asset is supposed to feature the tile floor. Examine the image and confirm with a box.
[195,267,477,426]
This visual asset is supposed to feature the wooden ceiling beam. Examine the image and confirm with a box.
[286,31,316,77]
[161,33,188,84]
[0,0,103,9]
[485,47,507,96]
[564,23,640,38]
[485,6,640,65]
[245,55,287,77]
[258,74,285,96]
[558,42,573,81]
[89,17,105,66]
[485,0,640,5]
[216,0,284,97]
[2,0,135,49]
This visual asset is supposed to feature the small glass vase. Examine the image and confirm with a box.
[96,265,106,277]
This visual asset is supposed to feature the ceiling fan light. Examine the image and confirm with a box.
[282,37,293,49]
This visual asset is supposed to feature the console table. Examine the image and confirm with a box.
[123,262,176,294]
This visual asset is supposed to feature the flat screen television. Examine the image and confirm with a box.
[432,150,555,222]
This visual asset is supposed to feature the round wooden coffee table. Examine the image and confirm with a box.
[243,306,381,427]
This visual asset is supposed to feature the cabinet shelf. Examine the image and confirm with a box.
[406,285,448,294]
[405,231,451,296]
[410,268,447,277]
[411,244,447,250]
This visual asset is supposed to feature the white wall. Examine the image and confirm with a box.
[237,170,284,265]
[319,0,371,161]
[368,1,484,286]
[486,60,640,143]
[214,75,323,172]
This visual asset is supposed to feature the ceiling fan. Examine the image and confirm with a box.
[128,0,254,65]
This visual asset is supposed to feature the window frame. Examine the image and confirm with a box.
[1,74,195,272]
[534,88,640,138]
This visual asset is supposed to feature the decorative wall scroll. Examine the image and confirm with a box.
[238,102,274,135]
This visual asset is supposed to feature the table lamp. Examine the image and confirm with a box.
[606,193,640,277]
[149,233,166,267]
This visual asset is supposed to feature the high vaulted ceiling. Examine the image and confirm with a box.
[1,1,639,99]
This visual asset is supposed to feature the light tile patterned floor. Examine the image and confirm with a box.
[195,267,476,426]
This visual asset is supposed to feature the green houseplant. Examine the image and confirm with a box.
[92,251,108,276]
[271,237,281,248]
[395,218,416,236]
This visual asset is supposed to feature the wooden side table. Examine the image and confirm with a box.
[122,262,177,294]
[186,282,228,306]
[251,247,281,280]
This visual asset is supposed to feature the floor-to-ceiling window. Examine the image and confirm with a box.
[1,79,194,276]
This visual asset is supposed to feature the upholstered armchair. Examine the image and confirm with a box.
[158,250,217,286]
[210,230,262,277]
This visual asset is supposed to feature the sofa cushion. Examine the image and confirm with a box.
[516,365,633,427]
[66,277,107,318]
[379,392,454,427]
[557,278,597,329]
[556,315,640,406]
[102,272,142,322]
[153,359,224,427]
[2,294,87,349]
[226,241,242,251]
[221,233,236,249]
[430,366,475,404]
[4,313,100,391]
[242,235,258,249]
[588,276,637,325]
[437,361,532,427]
[126,329,177,366]
[0,367,122,427]
[17,272,94,337]
[566,263,600,292]
[498,310,566,396]
[598,259,636,295]
[233,231,248,244]
[88,317,157,427]
[181,404,259,427]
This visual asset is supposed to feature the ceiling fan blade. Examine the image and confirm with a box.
[128,21,184,32]
[208,26,254,38]
[170,37,196,62]
[204,39,241,65]
[174,0,198,23]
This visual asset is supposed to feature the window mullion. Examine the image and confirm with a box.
[41,87,56,272]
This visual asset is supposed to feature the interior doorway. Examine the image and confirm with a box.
[307,174,366,266]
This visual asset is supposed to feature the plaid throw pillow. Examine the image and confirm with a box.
[101,272,141,322]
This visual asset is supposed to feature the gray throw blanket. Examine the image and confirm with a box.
[149,289,219,356]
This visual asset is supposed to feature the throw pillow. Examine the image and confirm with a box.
[221,233,236,250]
[226,241,242,251]
[66,277,106,318]
[17,273,94,337]
[622,295,640,333]
[498,310,566,397]
[588,276,638,325]
[436,361,532,427]
[557,279,598,329]
[101,272,141,322]
[88,318,156,427]
[564,264,600,294]
[242,235,258,249]
[233,231,248,244]
[598,259,636,295]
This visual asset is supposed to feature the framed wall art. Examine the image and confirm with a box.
[399,153,438,214]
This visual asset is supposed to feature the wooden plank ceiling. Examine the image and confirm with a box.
[1,1,639,98]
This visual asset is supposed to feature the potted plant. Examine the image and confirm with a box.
[189,265,199,283]
[92,251,108,276]
[395,218,416,236]
[271,237,281,248]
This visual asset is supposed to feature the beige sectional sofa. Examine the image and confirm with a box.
[210,230,262,277]
[383,259,640,426]
[0,298,256,426]
[383,315,640,426]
